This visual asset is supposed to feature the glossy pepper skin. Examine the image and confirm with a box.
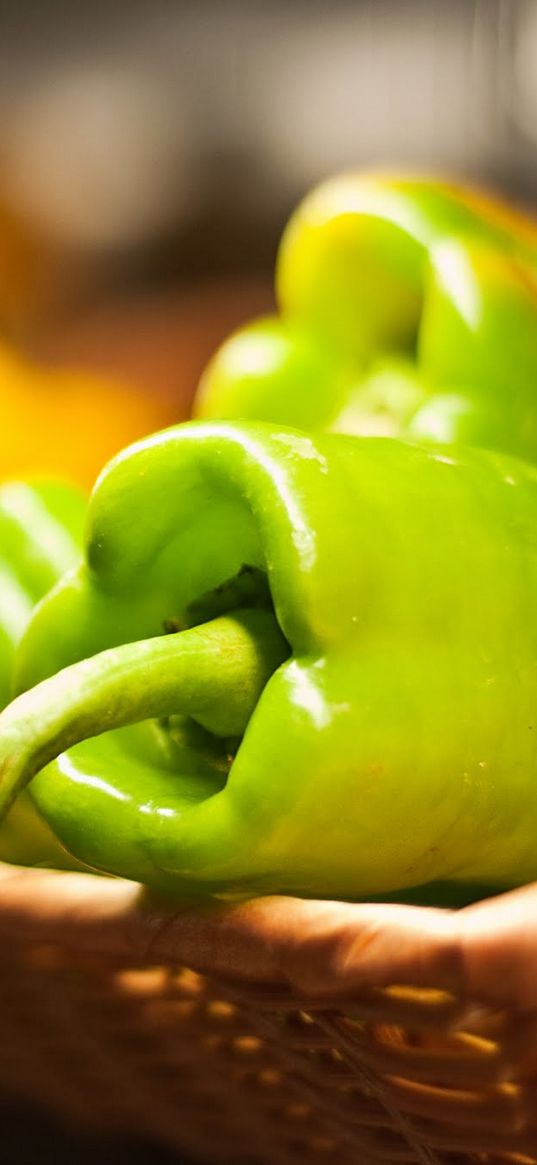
[3,420,537,901]
[0,478,86,866]
[196,174,537,464]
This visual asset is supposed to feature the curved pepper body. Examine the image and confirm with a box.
[0,479,86,866]
[11,420,537,900]
[276,173,537,357]
[196,175,537,463]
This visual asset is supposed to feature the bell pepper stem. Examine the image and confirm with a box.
[0,609,288,820]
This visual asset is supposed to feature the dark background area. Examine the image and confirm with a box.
[1,1099,182,1165]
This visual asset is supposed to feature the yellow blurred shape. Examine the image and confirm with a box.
[0,343,173,489]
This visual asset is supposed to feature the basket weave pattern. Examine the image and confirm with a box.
[0,865,536,1165]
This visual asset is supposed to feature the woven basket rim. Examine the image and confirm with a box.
[2,864,537,1164]
[0,862,535,1014]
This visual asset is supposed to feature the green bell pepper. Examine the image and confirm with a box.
[196,175,537,462]
[0,478,86,866]
[2,419,537,902]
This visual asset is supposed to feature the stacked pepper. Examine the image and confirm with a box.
[196,174,537,464]
[2,174,537,903]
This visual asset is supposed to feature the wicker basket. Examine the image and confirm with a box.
[0,863,536,1165]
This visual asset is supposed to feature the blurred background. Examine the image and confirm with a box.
[0,0,536,485]
[1,0,537,1158]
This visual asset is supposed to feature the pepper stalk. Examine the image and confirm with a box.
[0,609,289,821]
